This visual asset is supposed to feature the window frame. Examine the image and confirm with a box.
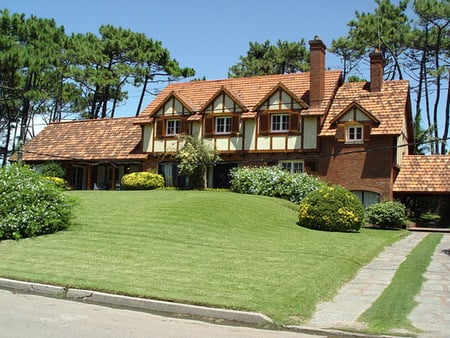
[166,119,180,136]
[271,113,290,132]
[215,116,232,134]
[346,124,363,143]
[279,160,304,174]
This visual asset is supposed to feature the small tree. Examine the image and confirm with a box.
[176,135,221,189]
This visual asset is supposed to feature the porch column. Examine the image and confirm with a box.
[86,165,93,190]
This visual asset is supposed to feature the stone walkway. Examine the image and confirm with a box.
[303,232,450,336]
[409,233,450,338]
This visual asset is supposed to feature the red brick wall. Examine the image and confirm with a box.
[318,136,396,201]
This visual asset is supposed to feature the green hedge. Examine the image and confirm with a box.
[298,185,364,232]
[230,166,325,203]
[121,172,165,190]
[0,164,77,240]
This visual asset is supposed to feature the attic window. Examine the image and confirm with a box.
[336,122,371,144]
[348,125,363,142]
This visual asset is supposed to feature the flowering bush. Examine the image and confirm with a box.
[230,166,325,204]
[121,172,165,190]
[298,185,364,232]
[0,164,77,240]
[365,201,406,228]
[43,176,70,190]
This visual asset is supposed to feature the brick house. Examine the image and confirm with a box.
[20,37,429,204]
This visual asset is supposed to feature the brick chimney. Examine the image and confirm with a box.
[369,48,384,92]
[309,36,326,106]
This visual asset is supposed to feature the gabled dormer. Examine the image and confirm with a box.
[201,87,246,137]
[256,83,308,135]
[152,92,194,139]
[331,101,380,144]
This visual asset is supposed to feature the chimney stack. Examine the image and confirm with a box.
[309,36,326,106]
[369,49,384,92]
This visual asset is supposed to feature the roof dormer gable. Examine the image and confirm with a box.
[256,82,308,112]
[330,101,380,126]
[151,91,194,117]
[201,86,246,114]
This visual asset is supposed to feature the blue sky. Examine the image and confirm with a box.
[2,0,380,117]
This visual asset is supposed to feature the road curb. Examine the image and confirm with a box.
[0,278,272,325]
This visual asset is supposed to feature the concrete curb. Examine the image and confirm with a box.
[0,277,272,325]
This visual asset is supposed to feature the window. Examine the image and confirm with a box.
[347,125,363,142]
[352,190,380,207]
[280,160,304,174]
[166,119,180,136]
[271,114,289,132]
[215,116,231,134]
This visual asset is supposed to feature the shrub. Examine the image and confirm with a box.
[43,176,70,190]
[0,164,77,240]
[298,185,364,232]
[230,166,325,203]
[365,201,406,229]
[33,162,66,178]
[121,172,165,190]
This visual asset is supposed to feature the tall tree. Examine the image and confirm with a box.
[333,0,449,154]
[0,10,67,165]
[228,39,309,78]
[410,0,450,154]
[329,36,365,81]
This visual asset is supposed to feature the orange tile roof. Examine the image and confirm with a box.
[320,80,410,136]
[139,71,342,117]
[21,117,146,162]
[393,155,450,193]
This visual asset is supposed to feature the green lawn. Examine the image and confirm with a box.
[0,190,405,324]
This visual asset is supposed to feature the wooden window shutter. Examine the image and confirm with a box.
[363,123,371,141]
[204,114,213,137]
[259,113,269,135]
[181,118,190,134]
[336,124,345,142]
[231,114,240,135]
[290,113,300,133]
[155,119,164,139]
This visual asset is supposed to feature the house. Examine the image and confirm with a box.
[19,37,421,204]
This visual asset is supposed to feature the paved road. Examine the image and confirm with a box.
[0,290,322,338]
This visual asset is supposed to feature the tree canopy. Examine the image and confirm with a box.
[0,9,195,165]
[228,39,309,78]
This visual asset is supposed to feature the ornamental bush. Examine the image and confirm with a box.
[230,166,325,204]
[121,172,165,190]
[298,185,364,232]
[365,201,406,229]
[0,164,77,240]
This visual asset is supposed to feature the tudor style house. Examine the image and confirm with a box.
[19,37,417,204]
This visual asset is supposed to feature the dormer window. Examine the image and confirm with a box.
[215,116,232,134]
[336,122,371,144]
[166,119,180,136]
[271,114,290,132]
[347,125,363,142]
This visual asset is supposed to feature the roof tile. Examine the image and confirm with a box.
[394,155,450,193]
[139,71,342,116]
[320,80,409,136]
[21,117,146,162]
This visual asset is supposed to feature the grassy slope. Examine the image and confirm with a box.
[0,190,404,324]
